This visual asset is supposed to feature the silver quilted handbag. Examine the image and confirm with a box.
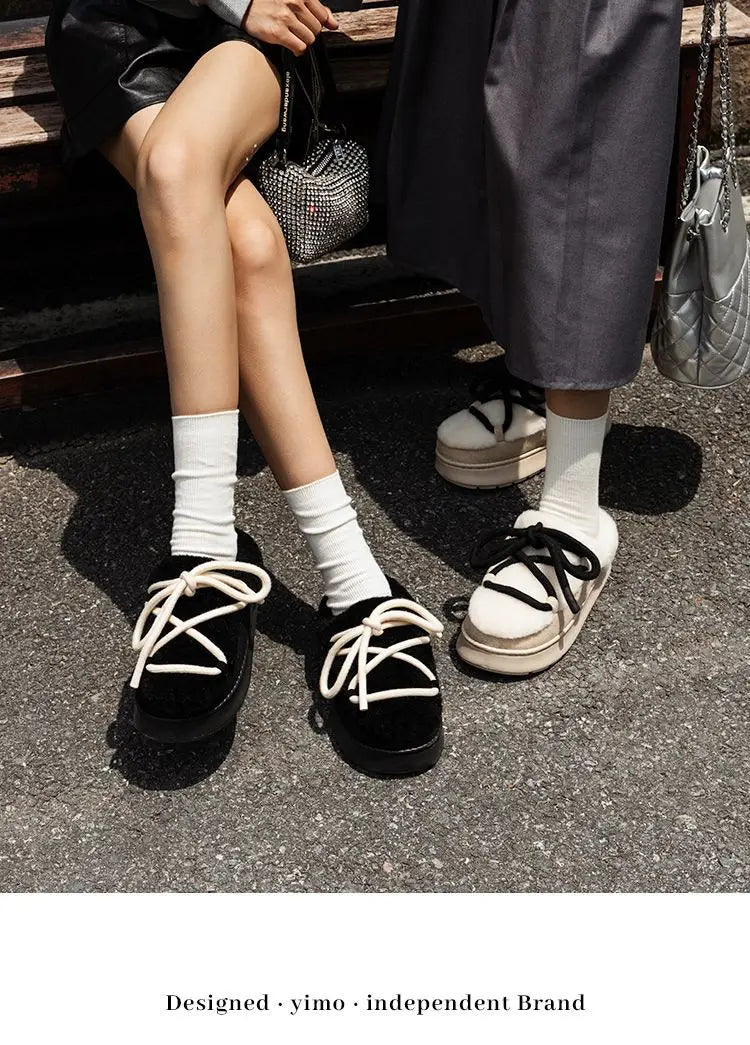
[653,0,750,388]
[258,48,369,264]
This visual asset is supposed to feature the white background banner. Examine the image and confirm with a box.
[1,893,746,1043]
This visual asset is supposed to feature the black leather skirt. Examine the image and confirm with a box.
[45,0,272,162]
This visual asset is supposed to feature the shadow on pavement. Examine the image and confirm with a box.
[2,346,703,790]
[106,694,238,791]
[601,423,703,514]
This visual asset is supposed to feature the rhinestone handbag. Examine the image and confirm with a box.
[653,0,750,388]
[258,47,369,264]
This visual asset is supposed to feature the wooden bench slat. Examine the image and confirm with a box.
[0,54,53,106]
[333,53,390,93]
[0,101,60,147]
[0,290,487,410]
[4,1,749,61]
[0,55,396,107]
[3,4,750,152]
[0,7,399,57]
[0,17,47,58]
[682,3,750,47]
[3,2,750,54]
[0,56,386,152]
[328,6,397,48]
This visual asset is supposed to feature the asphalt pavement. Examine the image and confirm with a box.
[1,341,748,892]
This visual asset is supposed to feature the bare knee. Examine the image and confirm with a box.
[230,215,287,283]
[135,134,217,228]
[136,133,188,203]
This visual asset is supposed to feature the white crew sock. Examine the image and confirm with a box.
[283,471,391,615]
[170,409,239,560]
[537,407,609,540]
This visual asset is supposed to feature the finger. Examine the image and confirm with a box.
[288,20,317,48]
[305,0,338,29]
[278,28,308,55]
[295,7,323,36]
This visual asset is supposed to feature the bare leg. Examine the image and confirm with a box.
[546,389,610,420]
[222,177,387,609]
[225,178,336,489]
[101,55,335,487]
[100,103,164,184]
[100,42,283,563]
[132,41,281,415]
[97,36,435,765]
[99,43,386,608]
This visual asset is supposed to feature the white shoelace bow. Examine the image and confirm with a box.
[319,598,444,711]
[130,560,272,690]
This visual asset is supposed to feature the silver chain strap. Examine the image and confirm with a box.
[681,0,738,230]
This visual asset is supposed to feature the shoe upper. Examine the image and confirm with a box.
[466,510,619,641]
[317,580,444,754]
[131,545,270,721]
[437,359,547,450]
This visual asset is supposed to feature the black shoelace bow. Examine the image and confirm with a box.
[470,522,601,616]
[468,358,546,436]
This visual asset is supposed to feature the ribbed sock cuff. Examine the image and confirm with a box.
[283,471,391,614]
[538,408,608,539]
[170,409,239,560]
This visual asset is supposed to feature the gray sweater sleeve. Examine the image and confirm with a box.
[196,0,251,29]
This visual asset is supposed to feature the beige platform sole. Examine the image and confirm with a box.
[435,443,547,489]
[456,566,612,676]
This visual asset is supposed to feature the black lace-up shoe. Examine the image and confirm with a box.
[315,579,444,776]
[130,539,271,744]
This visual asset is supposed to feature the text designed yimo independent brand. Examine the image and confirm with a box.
[165,993,586,1017]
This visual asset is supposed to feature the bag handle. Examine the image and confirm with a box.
[276,51,296,164]
[681,0,738,230]
[276,46,328,165]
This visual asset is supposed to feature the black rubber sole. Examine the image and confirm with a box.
[132,608,256,745]
[326,712,445,777]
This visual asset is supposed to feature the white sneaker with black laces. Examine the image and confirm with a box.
[457,509,618,676]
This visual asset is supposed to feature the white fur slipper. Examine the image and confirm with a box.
[435,362,547,488]
[456,509,619,675]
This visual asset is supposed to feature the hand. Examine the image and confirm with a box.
[243,0,339,56]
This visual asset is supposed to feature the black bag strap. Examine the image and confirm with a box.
[277,50,298,164]
[276,44,338,165]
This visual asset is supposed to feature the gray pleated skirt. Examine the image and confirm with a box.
[383,0,684,389]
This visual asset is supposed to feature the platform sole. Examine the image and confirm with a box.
[435,444,547,489]
[327,716,445,777]
[456,567,611,676]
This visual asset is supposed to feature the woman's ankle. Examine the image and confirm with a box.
[283,471,391,614]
